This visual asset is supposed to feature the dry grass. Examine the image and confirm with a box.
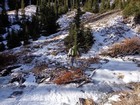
[87,56,100,64]
[53,69,86,85]
[101,37,140,57]
[79,98,95,105]
[112,83,140,105]
[32,63,48,76]
[0,53,17,70]
[117,73,125,79]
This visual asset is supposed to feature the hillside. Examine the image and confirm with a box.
[0,7,140,105]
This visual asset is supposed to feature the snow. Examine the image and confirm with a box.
[0,11,140,105]
[10,24,21,31]
[23,73,37,86]
[82,15,140,58]
[24,5,36,16]
[7,5,36,16]
[104,94,120,105]
[57,11,76,30]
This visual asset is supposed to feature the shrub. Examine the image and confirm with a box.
[53,69,85,85]
[101,37,140,57]
[0,53,17,70]
[112,83,140,105]
[32,63,48,76]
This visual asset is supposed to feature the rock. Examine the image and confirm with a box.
[0,65,21,77]
[79,98,94,105]
[9,77,25,84]
[9,72,25,85]
[9,91,23,98]
[0,69,10,76]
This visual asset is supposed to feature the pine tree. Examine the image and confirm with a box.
[15,0,19,22]
[93,0,99,13]
[31,0,37,5]
[0,42,5,52]
[54,0,59,17]
[39,0,59,35]
[7,29,21,49]
[29,15,40,40]
[119,0,124,9]
[64,0,94,55]
[21,0,25,19]
[74,8,81,29]
[100,0,106,12]
[114,0,120,9]
[106,0,110,10]
[8,0,17,10]
[1,1,10,27]
[21,22,30,45]
[64,0,69,13]
[84,0,93,12]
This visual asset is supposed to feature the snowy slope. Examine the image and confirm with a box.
[0,11,140,105]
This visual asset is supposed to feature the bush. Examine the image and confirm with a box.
[0,54,17,69]
[101,37,140,57]
[112,83,140,105]
[53,69,85,85]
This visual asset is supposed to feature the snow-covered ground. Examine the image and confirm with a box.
[0,10,140,105]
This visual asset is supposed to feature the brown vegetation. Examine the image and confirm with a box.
[101,37,140,57]
[0,53,17,70]
[112,83,140,105]
[87,56,100,64]
[79,98,95,105]
[53,69,86,85]
[32,63,48,75]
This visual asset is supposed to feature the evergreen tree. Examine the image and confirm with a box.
[31,0,37,5]
[84,0,93,12]
[29,15,40,40]
[64,2,94,55]
[0,42,5,52]
[7,30,21,49]
[83,27,94,51]
[106,0,110,10]
[100,0,106,12]
[64,0,69,13]
[21,22,30,45]
[21,0,25,19]
[93,0,99,13]
[0,1,10,27]
[0,36,4,42]
[39,0,59,35]
[15,0,19,22]
[119,0,124,9]
[54,0,59,17]
[8,0,17,10]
